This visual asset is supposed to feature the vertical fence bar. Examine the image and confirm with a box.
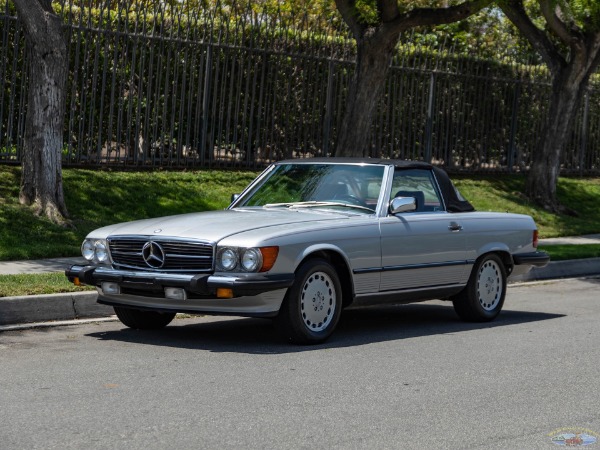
[579,89,590,176]
[0,2,9,158]
[507,82,521,172]
[200,43,212,166]
[6,18,22,154]
[322,59,335,157]
[424,71,436,164]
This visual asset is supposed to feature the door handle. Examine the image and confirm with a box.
[448,222,462,232]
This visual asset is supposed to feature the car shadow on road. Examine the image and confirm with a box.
[87,302,564,354]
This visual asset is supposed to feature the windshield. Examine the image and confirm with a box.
[236,163,386,212]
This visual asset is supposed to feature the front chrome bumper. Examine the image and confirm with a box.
[65,265,295,317]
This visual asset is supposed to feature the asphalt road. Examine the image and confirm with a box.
[1,278,599,449]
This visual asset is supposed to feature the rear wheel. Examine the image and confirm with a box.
[275,258,342,344]
[452,254,506,322]
[114,306,176,330]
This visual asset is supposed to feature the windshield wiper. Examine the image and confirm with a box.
[264,201,375,213]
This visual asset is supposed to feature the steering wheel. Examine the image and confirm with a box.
[333,193,369,208]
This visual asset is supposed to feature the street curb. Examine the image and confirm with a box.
[0,291,113,326]
[0,258,598,328]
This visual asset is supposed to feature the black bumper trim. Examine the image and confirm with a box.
[513,251,550,268]
[96,298,279,318]
[66,265,295,296]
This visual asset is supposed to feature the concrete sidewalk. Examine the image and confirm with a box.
[538,233,600,246]
[1,238,599,328]
[0,257,86,275]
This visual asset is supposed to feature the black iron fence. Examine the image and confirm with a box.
[1,0,599,173]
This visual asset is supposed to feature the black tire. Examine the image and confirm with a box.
[275,258,342,344]
[452,254,507,322]
[114,306,176,330]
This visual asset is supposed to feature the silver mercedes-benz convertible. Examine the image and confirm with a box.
[66,158,549,343]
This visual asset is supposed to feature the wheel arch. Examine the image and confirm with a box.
[295,247,355,309]
[477,250,513,276]
[475,244,514,276]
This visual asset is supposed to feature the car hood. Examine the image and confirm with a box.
[87,208,355,242]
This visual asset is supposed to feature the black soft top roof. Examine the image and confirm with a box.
[276,158,475,212]
[277,157,431,169]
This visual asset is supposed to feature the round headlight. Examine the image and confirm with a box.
[95,241,109,263]
[218,248,238,271]
[241,248,262,272]
[82,240,95,261]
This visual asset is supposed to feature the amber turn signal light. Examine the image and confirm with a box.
[217,288,234,299]
[259,246,279,272]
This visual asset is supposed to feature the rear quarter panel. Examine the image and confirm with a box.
[459,212,538,260]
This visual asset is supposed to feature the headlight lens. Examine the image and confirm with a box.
[81,239,111,263]
[216,246,279,272]
[82,240,95,261]
[218,248,238,271]
[241,248,262,272]
[95,241,109,262]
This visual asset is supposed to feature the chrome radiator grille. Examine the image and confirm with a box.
[108,237,214,273]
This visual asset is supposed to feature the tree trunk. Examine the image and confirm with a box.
[13,0,69,225]
[334,29,398,157]
[526,65,591,212]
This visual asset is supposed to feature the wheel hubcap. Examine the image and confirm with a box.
[477,260,502,311]
[300,271,336,332]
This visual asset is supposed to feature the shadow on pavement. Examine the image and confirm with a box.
[87,302,565,354]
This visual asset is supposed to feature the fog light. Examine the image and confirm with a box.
[101,282,120,295]
[216,288,234,299]
[165,287,187,301]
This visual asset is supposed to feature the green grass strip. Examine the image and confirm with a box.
[0,273,95,298]
[538,244,600,262]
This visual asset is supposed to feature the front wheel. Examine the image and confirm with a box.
[275,258,342,344]
[452,254,507,322]
[114,306,176,330]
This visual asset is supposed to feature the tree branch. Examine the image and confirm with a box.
[385,0,493,34]
[539,0,579,46]
[377,0,399,24]
[499,0,564,72]
[586,32,600,74]
[334,0,365,39]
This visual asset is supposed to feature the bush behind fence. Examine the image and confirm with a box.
[1,0,599,174]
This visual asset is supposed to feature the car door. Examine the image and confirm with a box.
[379,168,469,292]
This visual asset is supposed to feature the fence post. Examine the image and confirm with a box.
[200,43,212,166]
[322,59,335,157]
[507,82,521,173]
[424,71,436,163]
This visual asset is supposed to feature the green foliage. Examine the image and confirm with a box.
[433,7,542,63]
[556,0,600,32]
[353,0,379,26]
[0,165,255,260]
[538,244,600,261]
[2,166,600,262]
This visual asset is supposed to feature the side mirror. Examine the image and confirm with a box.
[389,196,416,214]
[230,193,240,203]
